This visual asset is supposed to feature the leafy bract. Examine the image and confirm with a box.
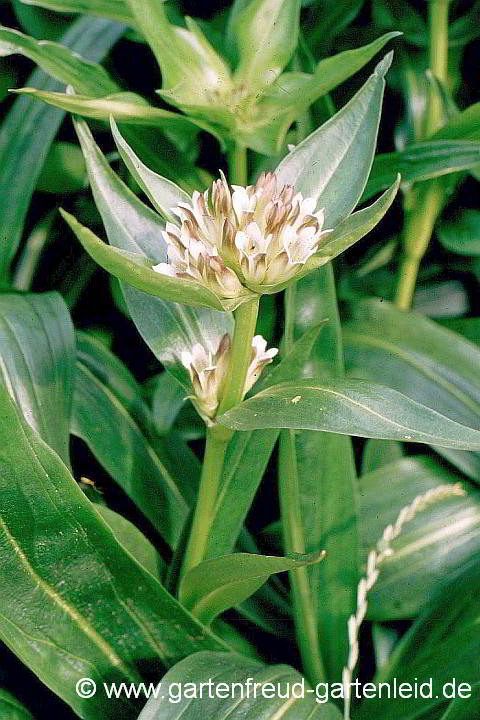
[179,552,325,625]
[275,53,392,227]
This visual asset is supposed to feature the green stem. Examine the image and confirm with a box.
[395,0,449,310]
[217,296,260,416]
[279,284,326,685]
[182,426,230,575]
[279,430,326,685]
[394,181,444,311]
[181,296,260,578]
[227,143,248,185]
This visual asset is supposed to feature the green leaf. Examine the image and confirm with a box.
[275,53,391,228]
[229,0,301,92]
[71,360,190,549]
[356,559,480,720]
[437,209,480,256]
[308,177,400,265]
[372,0,426,46]
[359,456,480,619]
[362,140,480,200]
[36,141,87,192]
[0,292,74,466]
[343,298,480,479]
[433,102,480,142]
[95,505,165,581]
[0,16,124,279]
[219,378,480,450]
[0,386,224,720]
[138,652,343,720]
[151,372,187,435]
[12,87,223,141]
[179,552,325,625]
[17,0,133,23]
[0,24,118,94]
[361,438,404,474]
[111,117,191,222]
[0,689,34,720]
[262,32,400,116]
[440,683,480,720]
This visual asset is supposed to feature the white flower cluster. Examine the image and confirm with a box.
[153,171,331,296]
[181,333,278,422]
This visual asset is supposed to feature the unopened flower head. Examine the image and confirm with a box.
[181,333,278,422]
[153,171,332,296]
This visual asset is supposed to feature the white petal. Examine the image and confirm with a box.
[251,335,268,356]
[152,262,175,276]
[301,197,317,216]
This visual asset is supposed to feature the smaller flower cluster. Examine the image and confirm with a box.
[181,333,278,422]
[153,172,332,297]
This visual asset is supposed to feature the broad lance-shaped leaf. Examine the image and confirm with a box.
[229,0,301,92]
[139,652,343,720]
[69,115,235,385]
[111,116,191,223]
[359,456,480,620]
[16,0,133,23]
[362,139,480,201]
[219,378,480,450]
[275,52,392,228]
[0,16,124,279]
[343,298,480,481]
[0,292,74,466]
[72,359,190,549]
[0,386,225,720]
[179,552,325,625]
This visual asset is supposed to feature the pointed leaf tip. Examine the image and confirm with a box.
[375,51,394,77]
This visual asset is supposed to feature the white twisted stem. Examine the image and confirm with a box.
[342,482,465,720]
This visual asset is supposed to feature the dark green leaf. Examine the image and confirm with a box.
[359,457,480,619]
[437,210,480,256]
[0,689,34,720]
[219,378,480,449]
[0,16,124,278]
[363,140,480,200]
[0,386,224,720]
[138,652,343,720]
[0,292,74,466]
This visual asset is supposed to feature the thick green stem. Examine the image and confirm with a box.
[181,297,259,578]
[395,0,449,310]
[395,181,444,310]
[182,426,230,575]
[227,143,248,186]
[279,284,326,685]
